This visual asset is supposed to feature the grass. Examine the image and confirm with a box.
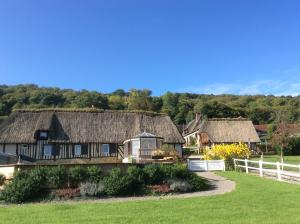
[252,155,300,165]
[251,155,300,171]
[1,172,300,224]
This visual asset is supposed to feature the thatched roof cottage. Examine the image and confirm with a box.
[0,109,184,164]
[183,114,260,150]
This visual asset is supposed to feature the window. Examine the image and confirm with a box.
[141,138,156,150]
[22,144,28,150]
[74,144,82,156]
[40,131,48,138]
[43,145,53,156]
[102,144,110,156]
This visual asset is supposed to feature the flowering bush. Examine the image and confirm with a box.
[149,184,171,194]
[55,188,80,199]
[204,143,251,170]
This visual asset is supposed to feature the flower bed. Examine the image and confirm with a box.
[0,164,210,203]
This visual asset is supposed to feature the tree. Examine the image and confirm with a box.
[127,89,153,111]
[271,111,293,162]
[108,95,126,110]
[161,92,179,118]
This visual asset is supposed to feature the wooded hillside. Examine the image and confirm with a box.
[1,84,300,125]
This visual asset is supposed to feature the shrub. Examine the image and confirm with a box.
[127,166,145,193]
[47,166,66,188]
[0,174,5,186]
[69,166,87,187]
[187,173,210,191]
[1,169,46,203]
[149,184,171,194]
[204,143,250,170]
[86,166,102,183]
[79,182,105,197]
[104,168,133,196]
[143,164,164,184]
[170,163,190,179]
[275,137,300,156]
[55,188,80,199]
[169,180,192,193]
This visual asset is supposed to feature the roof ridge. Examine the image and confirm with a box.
[13,108,168,116]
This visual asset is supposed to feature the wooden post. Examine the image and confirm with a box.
[259,160,263,177]
[205,160,208,171]
[277,161,282,181]
[245,159,249,173]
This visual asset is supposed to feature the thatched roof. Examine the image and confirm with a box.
[0,109,185,144]
[184,118,260,143]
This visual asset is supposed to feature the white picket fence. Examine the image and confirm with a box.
[233,158,300,181]
[188,159,225,171]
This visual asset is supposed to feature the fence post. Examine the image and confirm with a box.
[233,159,236,170]
[223,160,226,171]
[187,159,190,170]
[245,159,249,173]
[276,161,282,181]
[259,160,263,177]
[205,160,208,171]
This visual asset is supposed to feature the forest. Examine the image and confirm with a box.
[0,84,300,125]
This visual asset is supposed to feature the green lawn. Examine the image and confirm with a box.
[251,155,300,171]
[252,155,300,165]
[1,172,300,224]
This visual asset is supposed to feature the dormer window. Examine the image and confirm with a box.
[40,131,48,138]
[35,130,48,140]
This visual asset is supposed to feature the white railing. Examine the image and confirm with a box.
[233,158,300,181]
[188,159,225,171]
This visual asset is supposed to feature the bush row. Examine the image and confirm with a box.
[0,164,210,203]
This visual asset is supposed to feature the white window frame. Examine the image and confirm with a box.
[74,144,82,156]
[43,145,53,156]
[141,138,156,150]
[40,131,48,138]
[102,144,110,156]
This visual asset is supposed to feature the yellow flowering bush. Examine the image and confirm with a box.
[203,143,251,169]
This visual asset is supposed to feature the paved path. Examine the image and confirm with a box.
[42,172,236,205]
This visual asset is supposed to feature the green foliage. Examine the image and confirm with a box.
[275,137,300,156]
[86,166,102,183]
[46,166,66,188]
[103,168,133,196]
[143,164,164,185]
[186,173,210,191]
[0,174,5,185]
[69,166,87,187]
[1,170,46,203]
[1,85,300,124]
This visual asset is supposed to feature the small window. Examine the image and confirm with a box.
[102,144,110,156]
[43,145,53,156]
[74,145,82,156]
[40,131,48,138]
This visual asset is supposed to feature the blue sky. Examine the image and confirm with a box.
[0,0,300,96]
